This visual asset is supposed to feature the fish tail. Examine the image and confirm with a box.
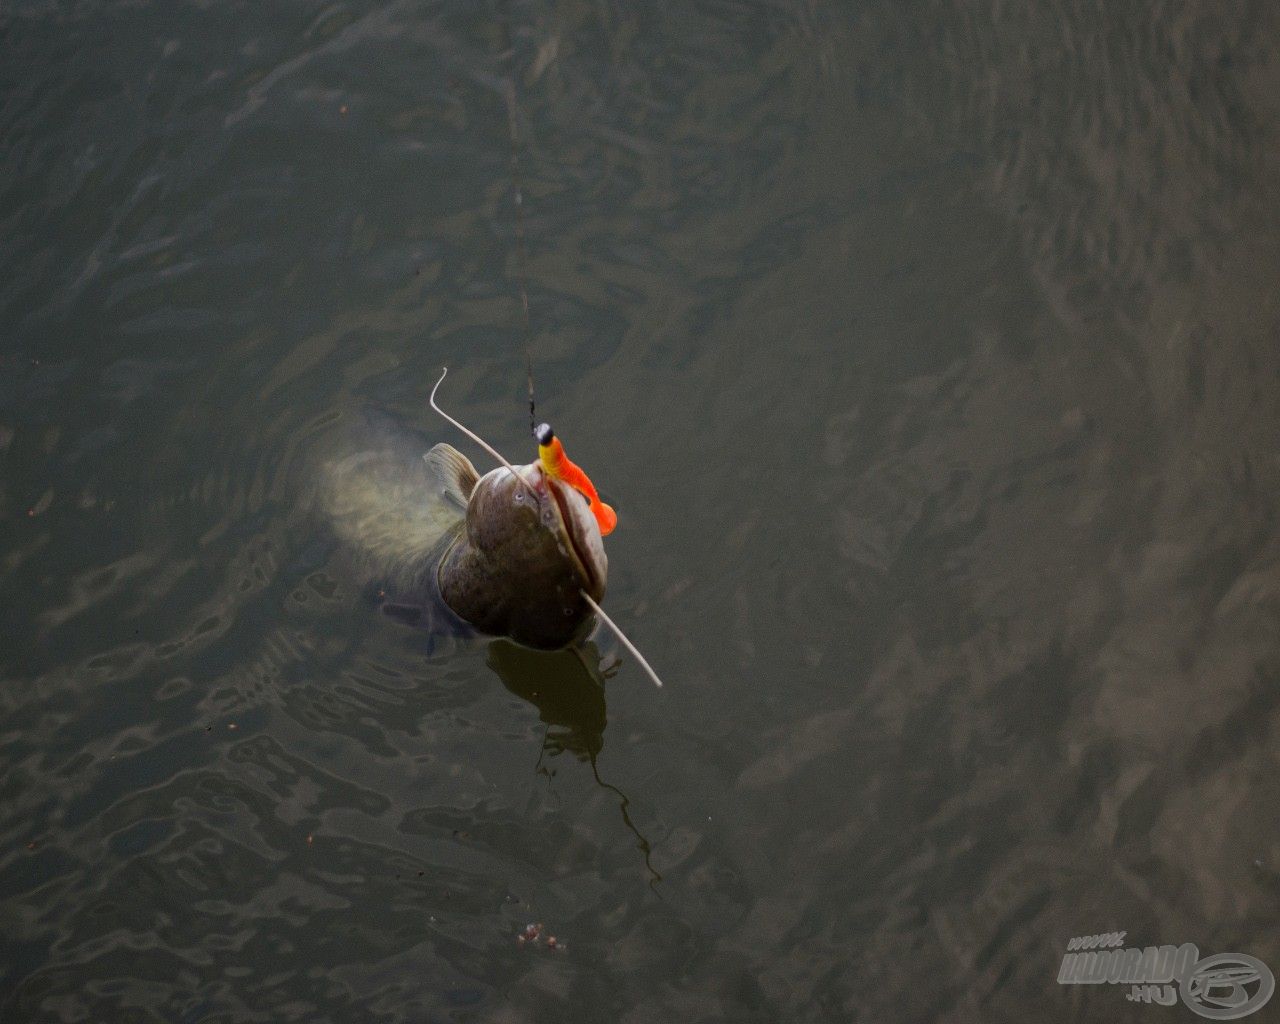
[596,500,617,535]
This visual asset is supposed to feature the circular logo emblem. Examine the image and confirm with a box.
[1180,953,1275,1020]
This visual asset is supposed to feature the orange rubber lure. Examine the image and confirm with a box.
[535,423,617,536]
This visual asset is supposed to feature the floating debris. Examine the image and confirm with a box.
[515,922,564,950]
[27,489,54,517]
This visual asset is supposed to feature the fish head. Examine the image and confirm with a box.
[466,462,607,599]
[439,458,608,648]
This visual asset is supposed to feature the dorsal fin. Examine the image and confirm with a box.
[424,443,479,509]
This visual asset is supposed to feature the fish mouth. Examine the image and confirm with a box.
[542,470,605,595]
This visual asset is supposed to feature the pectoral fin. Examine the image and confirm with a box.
[424,443,479,509]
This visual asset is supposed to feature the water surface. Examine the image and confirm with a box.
[3,1,1279,1021]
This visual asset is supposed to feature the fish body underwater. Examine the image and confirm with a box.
[321,411,606,650]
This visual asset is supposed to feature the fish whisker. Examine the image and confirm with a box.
[430,367,525,486]
[580,592,665,689]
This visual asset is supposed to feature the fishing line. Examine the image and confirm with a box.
[501,61,664,689]
[432,33,667,691]
[504,77,537,436]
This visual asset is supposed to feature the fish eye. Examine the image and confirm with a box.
[513,491,523,503]
[535,423,554,446]
[563,607,573,617]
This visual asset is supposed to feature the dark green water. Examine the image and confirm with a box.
[3,2,1279,1022]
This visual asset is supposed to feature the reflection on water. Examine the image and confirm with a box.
[488,638,660,887]
[3,0,1280,1020]
[488,640,609,764]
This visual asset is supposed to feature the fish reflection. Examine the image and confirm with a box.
[485,639,660,886]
